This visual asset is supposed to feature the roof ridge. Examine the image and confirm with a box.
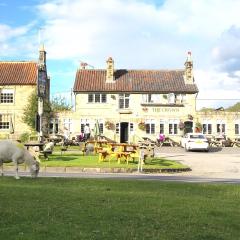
[78,68,185,71]
[0,61,37,63]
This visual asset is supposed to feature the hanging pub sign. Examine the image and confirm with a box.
[37,69,46,98]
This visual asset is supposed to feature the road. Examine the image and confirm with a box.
[3,171,240,184]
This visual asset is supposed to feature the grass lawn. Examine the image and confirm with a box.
[0,177,239,240]
[39,153,187,169]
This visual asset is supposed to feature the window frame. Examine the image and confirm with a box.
[0,89,14,104]
[119,94,130,109]
[88,93,107,103]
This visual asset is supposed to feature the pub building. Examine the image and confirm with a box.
[55,52,240,143]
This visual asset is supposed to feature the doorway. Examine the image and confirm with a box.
[184,121,193,134]
[120,122,129,143]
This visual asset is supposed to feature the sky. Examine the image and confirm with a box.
[0,0,240,109]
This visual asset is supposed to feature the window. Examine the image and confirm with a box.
[160,120,164,134]
[0,89,14,103]
[216,121,226,134]
[145,120,155,134]
[88,93,107,103]
[142,94,161,104]
[88,94,94,103]
[99,123,104,134]
[175,94,185,104]
[49,118,59,134]
[203,124,212,134]
[0,114,10,129]
[168,120,178,135]
[168,93,175,104]
[63,118,72,133]
[235,122,240,135]
[235,124,239,135]
[116,123,120,134]
[95,119,104,134]
[80,119,90,133]
[119,94,130,109]
[130,123,134,135]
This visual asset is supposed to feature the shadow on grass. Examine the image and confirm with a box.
[45,156,80,162]
[145,158,172,167]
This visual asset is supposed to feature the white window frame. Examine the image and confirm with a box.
[168,119,179,135]
[88,93,107,103]
[234,120,240,135]
[80,119,91,133]
[216,120,226,135]
[159,120,165,134]
[63,118,72,133]
[119,94,130,109]
[168,93,176,104]
[145,119,155,134]
[202,119,212,135]
[0,89,14,104]
[0,114,10,130]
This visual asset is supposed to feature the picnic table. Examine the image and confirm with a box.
[158,137,180,147]
[231,138,240,147]
[24,142,44,151]
[98,143,139,164]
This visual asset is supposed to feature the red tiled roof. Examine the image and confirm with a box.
[0,61,37,85]
[73,69,198,93]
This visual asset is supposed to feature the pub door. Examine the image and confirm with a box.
[184,121,193,134]
[120,122,129,143]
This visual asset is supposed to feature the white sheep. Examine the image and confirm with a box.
[0,140,40,179]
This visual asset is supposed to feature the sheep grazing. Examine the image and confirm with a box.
[0,140,40,179]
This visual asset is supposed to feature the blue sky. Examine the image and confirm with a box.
[1,0,240,109]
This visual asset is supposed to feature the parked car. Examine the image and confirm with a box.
[181,133,209,152]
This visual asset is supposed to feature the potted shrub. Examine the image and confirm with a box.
[195,122,202,133]
[105,121,115,130]
[138,121,146,131]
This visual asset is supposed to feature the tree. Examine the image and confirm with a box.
[226,102,240,112]
[51,96,71,111]
[22,91,38,130]
[22,91,51,131]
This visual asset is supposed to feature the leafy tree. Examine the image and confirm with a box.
[22,91,38,130]
[23,92,71,130]
[51,96,71,111]
[22,91,51,130]
[226,102,240,112]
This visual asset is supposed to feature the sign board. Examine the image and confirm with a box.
[37,69,46,98]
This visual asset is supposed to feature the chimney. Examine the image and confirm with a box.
[106,57,114,83]
[80,62,88,69]
[184,51,193,84]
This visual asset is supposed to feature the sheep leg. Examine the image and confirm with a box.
[13,160,20,180]
[15,164,20,179]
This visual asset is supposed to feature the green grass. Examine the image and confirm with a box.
[0,177,239,240]
[39,153,187,169]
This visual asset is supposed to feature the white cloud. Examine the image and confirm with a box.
[1,0,240,108]
[195,69,240,109]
